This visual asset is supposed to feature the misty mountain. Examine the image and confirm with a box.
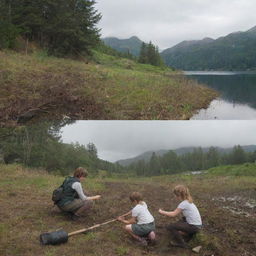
[161,25,256,71]
[116,145,256,166]
[102,36,143,56]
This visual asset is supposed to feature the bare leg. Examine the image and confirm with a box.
[148,231,156,241]
[124,225,144,242]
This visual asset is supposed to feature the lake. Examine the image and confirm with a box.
[184,71,256,120]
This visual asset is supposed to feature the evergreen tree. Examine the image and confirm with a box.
[87,142,98,158]
[138,41,164,67]
[138,42,147,64]
[0,0,102,56]
[230,145,247,164]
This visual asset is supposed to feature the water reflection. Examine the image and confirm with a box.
[191,99,256,120]
[185,71,256,119]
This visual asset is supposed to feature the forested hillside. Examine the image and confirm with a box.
[0,122,121,175]
[0,0,101,56]
[161,26,256,70]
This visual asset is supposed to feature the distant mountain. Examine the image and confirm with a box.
[102,36,143,56]
[116,145,256,166]
[161,26,256,71]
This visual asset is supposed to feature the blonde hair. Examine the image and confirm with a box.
[129,192,143,202]
[173,185,193,203]
[73,167,88,178]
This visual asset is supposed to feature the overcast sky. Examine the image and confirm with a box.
[61,121,256,162]
[95,0,256,49]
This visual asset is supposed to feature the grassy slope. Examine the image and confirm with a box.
[0,164,255,256]
[0,50,218,126]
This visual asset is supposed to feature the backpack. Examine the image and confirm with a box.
[52,186,64,204]
[52,177,68,204]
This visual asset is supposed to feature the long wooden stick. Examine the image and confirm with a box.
[68,212,130,237]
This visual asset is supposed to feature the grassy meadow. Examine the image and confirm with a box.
[0,50,218,126]
[0,163,255,256]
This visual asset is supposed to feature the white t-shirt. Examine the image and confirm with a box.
[178,200,202,226]
[72,182,87,201]
[132,201,154,225]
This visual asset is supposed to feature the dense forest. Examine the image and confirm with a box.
[161,26,256,70]
[1,123,256,176]
[0,122,121,175]
[0,0,101,56]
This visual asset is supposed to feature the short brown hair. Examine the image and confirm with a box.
[74,167,88,178]
[129,192,143,202]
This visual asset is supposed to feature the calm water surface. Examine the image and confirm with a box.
[184,71,256,120]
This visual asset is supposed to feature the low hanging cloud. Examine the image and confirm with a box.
[95,0,256,49]
[61,121,256,162]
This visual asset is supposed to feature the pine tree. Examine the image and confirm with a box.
[0,0,102,56]
[138,42,147,64]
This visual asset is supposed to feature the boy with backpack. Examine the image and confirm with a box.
[55,167,101,220]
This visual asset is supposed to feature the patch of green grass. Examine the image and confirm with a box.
[44,248,57,256]
[207,163,256,176]
[191,231,222,251]
[0,223,8,238]
[115,246,129,256]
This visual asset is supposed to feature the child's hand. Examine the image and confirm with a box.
[158,209,164,215]
[117,216,124,221]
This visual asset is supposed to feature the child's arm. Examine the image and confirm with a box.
[158,207,181,217]
[117,215,136,224]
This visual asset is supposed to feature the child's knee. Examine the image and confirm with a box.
[124,224,132,232]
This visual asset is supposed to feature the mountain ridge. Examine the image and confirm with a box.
[160,25,256,71]
[102,36,144,56]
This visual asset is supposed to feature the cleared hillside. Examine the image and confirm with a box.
[0,50,218,126]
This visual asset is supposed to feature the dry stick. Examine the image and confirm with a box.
[68,212,130,237]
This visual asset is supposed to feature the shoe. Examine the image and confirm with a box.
[136,238,148,247]
[169,241,190,249]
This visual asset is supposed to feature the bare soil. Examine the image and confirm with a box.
[0,169,255,256]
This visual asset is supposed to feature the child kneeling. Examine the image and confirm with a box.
[117,192,156,246]
[159,185,202,249]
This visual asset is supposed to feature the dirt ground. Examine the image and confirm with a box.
[0,167,255,256]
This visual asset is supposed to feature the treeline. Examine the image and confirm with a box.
[0,0,101,56]
[138,42,164,66]
[125,146,256,176]
[0,122,121,176]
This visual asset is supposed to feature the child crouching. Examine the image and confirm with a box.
[117,192,156,246]
[159,185,202,249]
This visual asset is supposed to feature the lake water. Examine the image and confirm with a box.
[184,71,256,120]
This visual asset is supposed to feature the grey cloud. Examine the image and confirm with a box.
[61,121,256,162]
[95,0,256,49]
